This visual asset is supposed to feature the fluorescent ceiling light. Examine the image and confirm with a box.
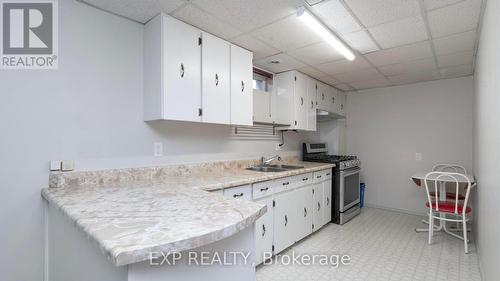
[297,6,355,61]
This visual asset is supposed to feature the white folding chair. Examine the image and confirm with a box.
[430,164,467,200]
[424,171,474,253]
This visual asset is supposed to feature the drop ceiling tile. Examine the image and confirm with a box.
[369,16,428,49]
[388,70,441,85]
[307,0,325,5]
[173,4,242,39]
[344,0,421,27]
[424,0,463,11]
[437,51,474,68]
[287,42,344,65]
[230,34,280,60]
[335,83,355,91]
[433,30,476,56]
[298,66,329,78]
[378,58,437,76]
[81,0,186,23]
[365,41,434,66]
[439,64,473,78]
[427,0,482,38]
[318,76,340,85]
[342,30,380,54]
[333,68,385,83]
[315,56,371,76]
[350,77,392,90]
[191,0,299,32]
[251,15,323,51]
[313,0,362,34]
[253,53,306,73]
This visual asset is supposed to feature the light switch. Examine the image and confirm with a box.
[415,152,422,161]
[154,142,163,157]
[50,160,61,171]
[61,160,75,171]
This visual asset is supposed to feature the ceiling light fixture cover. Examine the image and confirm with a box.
[297,6,355,61]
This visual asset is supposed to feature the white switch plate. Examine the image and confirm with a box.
[61,160,75,171]
[50,160,61,171]
[154,142,163,157]
[415,152,422,161]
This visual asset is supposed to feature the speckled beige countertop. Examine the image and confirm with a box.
[42,157,334,267]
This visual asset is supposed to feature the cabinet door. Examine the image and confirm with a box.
[273,72,295,126]
[294,72,308,130]
[295,185,313,242]
[163,15,202,122]
[254,197,274,265]
[230,45,253,126]
[306,77,317,131]
[327,86,337,114]
[202,32,230,124]
[323,180,332,225]
[339,91,346,116]
[316,81,328,111]
[312,183,324,231]
[273,191,297,253]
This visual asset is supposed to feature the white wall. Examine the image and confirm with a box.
[0,1,302,280]
[345,77,474,214]
[473,0,500,279]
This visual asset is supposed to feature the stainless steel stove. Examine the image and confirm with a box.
[303,143,362,225]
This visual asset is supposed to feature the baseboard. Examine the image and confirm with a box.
[364,203,426,217]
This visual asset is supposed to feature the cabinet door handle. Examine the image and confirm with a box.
[341,104,344,110]
[284,215,288,226]
[302,177,308,181]
[260,187,269,192]
[327,197,330,206]
[304,207,307,217]
[241,81,245,92]
[233,192,244,198]
[311,101,314,109]
[215,73,219,86]
[332,97,335,104]
[322,93,325,100]
[318,202,321,211]
[262,224,266,237]
[301,97,304,106]
[180,63,185,78]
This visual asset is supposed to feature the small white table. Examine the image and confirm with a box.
[411,172,476,234]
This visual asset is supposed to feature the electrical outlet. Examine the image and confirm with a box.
[275,143,282,151]
[61,160,75,171]
[50,160,61,171]
[415,152,422,161]
[154,142,163,157]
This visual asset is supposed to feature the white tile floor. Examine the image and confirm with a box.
[257,208,482,281]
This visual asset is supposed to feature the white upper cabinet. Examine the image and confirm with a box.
[202,32,230,125]
[144,14,253,125]
[316,81,329,112]
[294,72,308,130]
[253,89,272,123]
[306,77,317,131]
[230,45,253,126]
[144,14,202,122]
[274,71,308,130]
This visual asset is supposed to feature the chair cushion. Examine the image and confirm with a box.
[426,201,472,214]
[429,191,466,200]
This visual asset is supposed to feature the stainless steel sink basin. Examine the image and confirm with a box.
[246,164,305,172]
[246,166,288,172]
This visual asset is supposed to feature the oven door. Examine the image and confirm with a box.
[339,168,361,212]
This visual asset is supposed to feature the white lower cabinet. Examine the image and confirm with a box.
[254,196,274,265]
[294,185,313,242]
[221,169,332,264]
[273,190,297,254]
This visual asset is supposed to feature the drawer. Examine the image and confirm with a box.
[223,184,252,201]
[313,169,332,183]
[274,176,296,194]
[295,172,313,186]
[253,180,274,200]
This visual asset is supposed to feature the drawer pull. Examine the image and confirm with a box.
[283,182,290,186]
[317,175,322,179]
[262,224,266,237]
[304,207,307,217]
[284,215,288,226]
[326,173,331,176]
[233,193,244,198]
[302,177,309,181]
[260,187,269,192]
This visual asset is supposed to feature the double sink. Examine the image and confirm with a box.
[246,164,304,173]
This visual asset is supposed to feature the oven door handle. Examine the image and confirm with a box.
[340,167,360,177]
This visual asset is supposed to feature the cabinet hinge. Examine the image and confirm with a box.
[272,245,275,252]
[198,108,203,116]
[198,37,202,45]
[273,200,276,207]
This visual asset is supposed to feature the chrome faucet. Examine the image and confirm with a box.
[261,155,282,166]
